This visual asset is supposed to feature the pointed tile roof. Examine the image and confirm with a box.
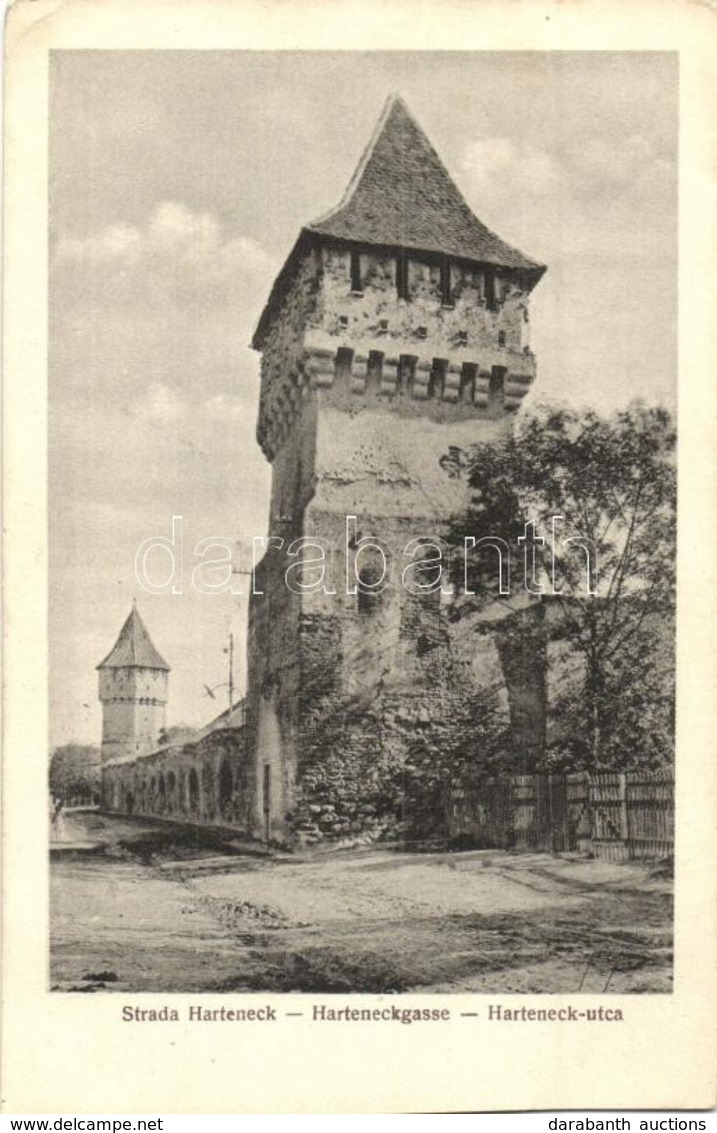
[252,94,545,349]
[308,94,544,275]
[97,604,170,671]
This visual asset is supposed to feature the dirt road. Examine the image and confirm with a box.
[50,813,672,994]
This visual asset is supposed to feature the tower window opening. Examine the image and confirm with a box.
[485,269,497,312]
[440,257,453,306]
[456,330,468,346]
[460,363,477,403]
[350,250,362,293]
[498,331,506,347]
[339,315,349,328]
[396,250,409,300]
[417,326,428,339]
[379,319,389,333]
[397,354,416,395]
[490,366,506,406]
[356,563,385,617]
[367,351,384,392]
[428,359,447,400]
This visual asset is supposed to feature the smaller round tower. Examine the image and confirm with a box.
[97,602,170,764]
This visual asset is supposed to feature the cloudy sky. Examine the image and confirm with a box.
[49,51,677,747]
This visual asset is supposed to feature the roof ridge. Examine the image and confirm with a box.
[306,94,544,274]
[310,93,406,229]
[97,605,170,671]
[251,95,546,351]
[378,99,536,265]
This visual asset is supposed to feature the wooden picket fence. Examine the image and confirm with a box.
[447,770,674,861]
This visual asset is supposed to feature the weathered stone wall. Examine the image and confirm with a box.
[291,597,454,845]
[316,244,533,403]
[245,540,303,842]
[244,233,548,846]
[98,666,168,764]
[288,559,558,846]
[103,727,248,828]
[256,248,321,462]
[256,241,537,465]
[248,501,501,846]
[266,392,318,534]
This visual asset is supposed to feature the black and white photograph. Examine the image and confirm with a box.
[47,50,679,998]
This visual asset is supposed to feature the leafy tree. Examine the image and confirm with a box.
[292,608,513,841]
[49,743,101,802]
[446,401,676,771]
[157,724,199,747]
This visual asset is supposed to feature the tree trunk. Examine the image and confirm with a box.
[586,629,603,770]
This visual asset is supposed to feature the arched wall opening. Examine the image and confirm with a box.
[219,759,233,818]
[201,764,214,821]
[188,767,200,815]
[167,770,177,811]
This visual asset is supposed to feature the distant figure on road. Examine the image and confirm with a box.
[50,796,69,842]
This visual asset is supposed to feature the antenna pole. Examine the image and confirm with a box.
[228,633,234,714]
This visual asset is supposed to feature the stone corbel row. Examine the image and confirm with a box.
[304,344,535,409]
[256,347,536,460]
[257,362,311,460]
[472,371,533,410]
[303,347,335,388]
[503,373,534,410]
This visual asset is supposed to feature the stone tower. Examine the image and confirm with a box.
[246,95,546,844]
[97,603,170,764]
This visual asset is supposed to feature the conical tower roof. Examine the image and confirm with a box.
[97,604,170,671]
[308,94,543,274]
[253,94,545,349]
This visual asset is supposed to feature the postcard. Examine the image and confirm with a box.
[2,0,716,1114]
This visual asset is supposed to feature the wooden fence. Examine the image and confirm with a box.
[447,770,674,861]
